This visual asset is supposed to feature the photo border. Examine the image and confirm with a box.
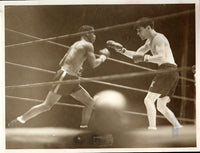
[1,0,199,152]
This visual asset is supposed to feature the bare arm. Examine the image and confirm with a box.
[121,49,137,58]
[119,44,149,59]
[86,44,105,68]
[59,51,69,66]
[136,44,150,54]
[144,37,165,63]
[106,40,149,59]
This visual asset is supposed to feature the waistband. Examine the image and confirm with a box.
[158,63,177,69]
[61,67,78,77]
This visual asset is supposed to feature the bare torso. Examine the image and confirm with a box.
[146,33,176,65]
[61,39,93,76]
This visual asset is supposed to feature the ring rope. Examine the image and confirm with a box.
[6,95,84,108]
[5,28,156,72]
[97,54,154,71]
[89,79,195,102]
[5,9,194,48]
[5,66,192,89]
[5,61,56,74]
[5,28,70,49]
[5,28,195,83]
[5,61,195,102]
[178,76,195,83]
[5,66,195,102]
[5,95,195,123]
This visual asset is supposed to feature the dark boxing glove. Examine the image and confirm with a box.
[106,40,126,53]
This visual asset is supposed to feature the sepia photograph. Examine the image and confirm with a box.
[1,0,199,152]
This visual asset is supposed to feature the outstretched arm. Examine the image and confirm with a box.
[106,40,149,60]
[106,40,135,59]
[123,44,150,58]
[136,44,150,54]
[120,49,137,58]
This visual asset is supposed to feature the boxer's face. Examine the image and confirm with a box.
[86,31,96,43]
[136,26,149,40]
[89,32,96,43]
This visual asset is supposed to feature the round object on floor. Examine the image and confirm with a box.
[90,90,127,134]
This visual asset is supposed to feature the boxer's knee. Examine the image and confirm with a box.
[42,91,61,111]
[144,96,155,108]
[40,103,53,112]
[144,92,160,107]
[87,100,96,110]
[157,96,170,113]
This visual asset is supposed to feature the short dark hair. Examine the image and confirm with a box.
[78,25,94,36]
[135,17,154,29]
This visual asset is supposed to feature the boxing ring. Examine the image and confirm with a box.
[5,6,196,149]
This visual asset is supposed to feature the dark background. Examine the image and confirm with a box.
[5,4,195,130]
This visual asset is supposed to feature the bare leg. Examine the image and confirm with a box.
[70,87,95,128]
[18,91,61,123]
[144,92,161,129]
[157,96,182,128]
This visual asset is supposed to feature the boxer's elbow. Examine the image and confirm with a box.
[90,59,102,68]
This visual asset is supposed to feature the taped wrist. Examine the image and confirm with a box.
[121,48,126,53]
[144,55,150,62]
[100,55,107,62]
